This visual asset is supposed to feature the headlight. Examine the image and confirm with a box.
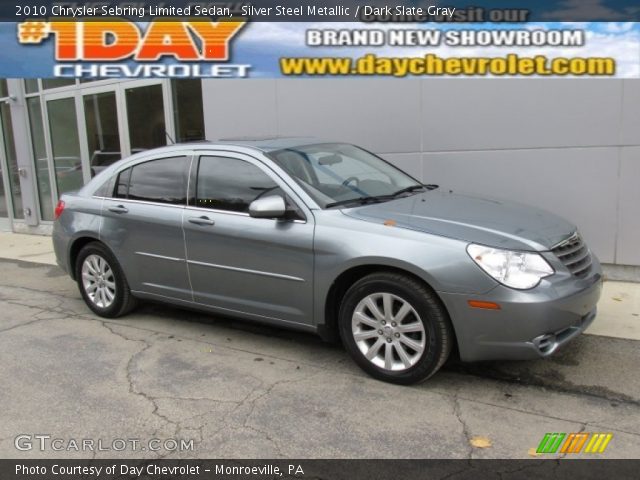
[466,244,554,290]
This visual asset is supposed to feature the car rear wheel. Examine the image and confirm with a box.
[338,272,453,385]
[76,242,137,318]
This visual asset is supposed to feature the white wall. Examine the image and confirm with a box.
[202,79,640,266]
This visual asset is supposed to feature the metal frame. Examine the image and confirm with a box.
[0,97,14,230]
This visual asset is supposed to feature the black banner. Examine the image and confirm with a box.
[3,460,640,480]
[6,0,640,22]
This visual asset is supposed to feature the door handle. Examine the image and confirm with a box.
[108,205,129,214]
[188,216,215,226]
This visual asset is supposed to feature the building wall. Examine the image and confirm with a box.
[202,79,640,267]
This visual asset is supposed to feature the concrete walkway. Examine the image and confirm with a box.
[0,231,57,266]
[0,232,638,341]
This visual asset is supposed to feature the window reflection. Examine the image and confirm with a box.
[172,80,205,142]
[84,92,122,176]
[127,157,187,205]
[196,156,278,213]
[46,97,84,197]
[126,85,167,152]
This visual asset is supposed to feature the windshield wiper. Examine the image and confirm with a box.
[391,184,427,197]
[326,184,439,209]
[391,184,439,197]
[325,196,388,209]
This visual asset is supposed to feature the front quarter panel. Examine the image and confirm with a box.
[312,210,498,327]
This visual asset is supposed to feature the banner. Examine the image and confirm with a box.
[1,3,638,78]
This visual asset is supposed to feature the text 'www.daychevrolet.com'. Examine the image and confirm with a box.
[280,54,616,77]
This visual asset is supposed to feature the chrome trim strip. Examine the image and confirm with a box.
[185,206,249,217]
[135,251,184,262]
[187,259,305,282]
[96,200,305,223]
[97,197,186,210]
[551,231,580,250]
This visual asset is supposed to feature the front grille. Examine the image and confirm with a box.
[551,232,592,278]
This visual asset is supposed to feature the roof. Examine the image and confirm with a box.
[100,137,336,167]
[212,136,331,152]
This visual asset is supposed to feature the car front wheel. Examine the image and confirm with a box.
[75,242,137,318]
[339,272,453,385]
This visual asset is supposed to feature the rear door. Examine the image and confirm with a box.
[100,153,193,301]
[183,152,315,326]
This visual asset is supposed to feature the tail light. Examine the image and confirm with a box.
[54,200,65,220]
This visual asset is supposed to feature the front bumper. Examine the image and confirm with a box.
[439,256,603,362]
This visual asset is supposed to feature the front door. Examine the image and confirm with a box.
[183,153,315,327]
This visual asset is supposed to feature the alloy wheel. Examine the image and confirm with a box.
[351,292,426,371]
[81,254,116,309]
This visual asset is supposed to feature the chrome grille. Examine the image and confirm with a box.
[551,232,592,278]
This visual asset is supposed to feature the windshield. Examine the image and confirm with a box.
[268,143,421,208]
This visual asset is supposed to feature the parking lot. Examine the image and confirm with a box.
[1,255,639,459]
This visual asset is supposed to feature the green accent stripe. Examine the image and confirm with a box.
[537,433,566,453]
[548,433,566,453]
[542,433,558,453]
[537,433,553,453]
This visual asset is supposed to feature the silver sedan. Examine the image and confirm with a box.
[53,138,602,384]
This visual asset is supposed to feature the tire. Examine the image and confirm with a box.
[338,272,453,385]
[75,242,137,318]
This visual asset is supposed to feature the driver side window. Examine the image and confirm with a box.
[195,156,280,213]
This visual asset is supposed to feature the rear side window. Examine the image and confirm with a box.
[114,168,131,198]
[114,157,188,205]
[94,176,114,197]
[196,156,279,213]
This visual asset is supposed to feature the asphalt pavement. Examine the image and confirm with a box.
[0,257,639,459]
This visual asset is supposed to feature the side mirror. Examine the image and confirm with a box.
[249,195,287,219]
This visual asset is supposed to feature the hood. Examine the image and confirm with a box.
[342,190,576,251]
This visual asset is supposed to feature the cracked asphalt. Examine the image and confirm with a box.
[1,258,639,459]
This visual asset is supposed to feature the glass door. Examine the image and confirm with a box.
[122,82,170,153]
[79,80,171,179]
[82,87,124,177]
[43,94,84,199]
